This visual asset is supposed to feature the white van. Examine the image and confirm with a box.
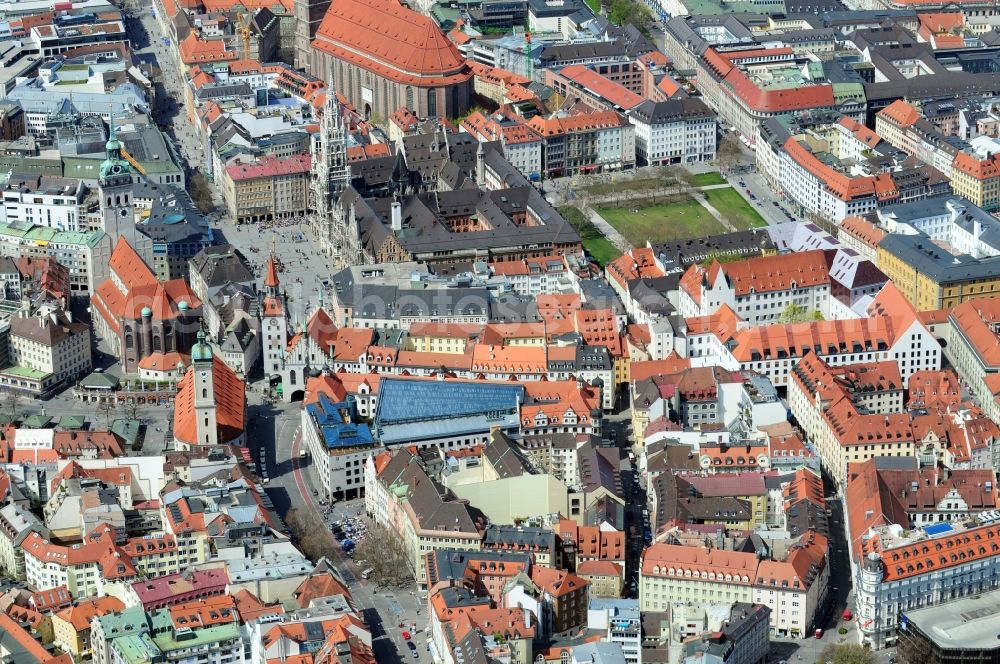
[361,568,374,579]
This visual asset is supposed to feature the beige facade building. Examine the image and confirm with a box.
[221,155,311,224]
[8,308,90,393]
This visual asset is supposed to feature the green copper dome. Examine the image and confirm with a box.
[192,328,213,363]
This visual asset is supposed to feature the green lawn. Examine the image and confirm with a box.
[583,0,600,12]
[690,172,726,187]
[559,206,620,265]
[595,196,727,245]
[703,187,768,230]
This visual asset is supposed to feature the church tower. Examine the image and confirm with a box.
[262,254,287,377]
[310,92,350,256]
[98,114,136,241]
[192,328,219,447]
[293,0,331,70]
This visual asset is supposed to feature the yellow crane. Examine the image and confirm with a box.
[237,11,253,60]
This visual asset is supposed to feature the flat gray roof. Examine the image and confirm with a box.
[902,588,1000,651]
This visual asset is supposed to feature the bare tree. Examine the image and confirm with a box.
[3,391,18,424]
[354,525,412,588]
[121,398,140,422]
[715,133,743,174]
[97,398,117,429]
[286,507,338,563]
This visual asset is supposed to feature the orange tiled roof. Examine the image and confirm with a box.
[169,595,237,629]
[557,65,645,110]
[784,136,876,201]
[682,250,830,299]
[953,150,1000,180]
[179,32,238,65]
[54,596,124,631]
[729,315,909,363]
[878,99,920,128]
[839,216,886,249]
[949,298,1000,366]
[138,352,189,373]
[558,519,624,561]
[471,344,547,374]
[529,565,588,597]
[907,369,962,411]
[641,543,758,581]
[577,559,623,577]
[756,530,827,590]
[838,116,882,148]
[92,241,200,328]
[0,613,57,662]
[294,572,351,607]
[606,247,664,287]
[172,357,245,445]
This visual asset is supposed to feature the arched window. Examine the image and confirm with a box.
[289,369,297,385]
[427,88,436,117]
[153,335,161,351]
[406,86,414,110]
[202,388,208,399]
[125,334,133,349]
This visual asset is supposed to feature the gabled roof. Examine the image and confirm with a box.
[878,99,920,128]
[172,356,245,445]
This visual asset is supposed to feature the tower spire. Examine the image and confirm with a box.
[264,253,280,292]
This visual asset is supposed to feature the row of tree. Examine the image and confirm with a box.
[285,510,413,589]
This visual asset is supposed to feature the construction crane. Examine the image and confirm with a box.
[237,11,253,61]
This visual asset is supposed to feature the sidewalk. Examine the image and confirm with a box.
[582,204,633,252]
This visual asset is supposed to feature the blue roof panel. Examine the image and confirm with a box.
[375,378,525,424]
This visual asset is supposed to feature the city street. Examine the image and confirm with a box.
[260,399,429,661]
[118,9,428,659]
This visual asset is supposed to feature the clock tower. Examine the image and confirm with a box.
[192,328,219,447]
[262,254,288,378]
[98,114,136,240]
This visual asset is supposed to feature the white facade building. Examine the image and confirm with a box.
[627,99,717,166]
[1,174,85,232]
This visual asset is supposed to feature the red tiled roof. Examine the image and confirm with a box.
[729,316,908,363]
[656,75,682,97]
[138,351,189,373]
[838,116,882,149]
[226,155,311,181]
[701,48,834,113]
[557,65,644,110]
[312,0,471,87]
[30,586,71,612]
[264,255,279,289]
[92,240,200,328]
[683,250,830,298]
